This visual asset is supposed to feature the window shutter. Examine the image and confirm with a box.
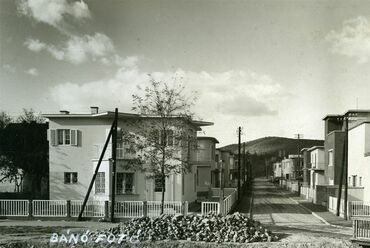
[50,129,57,146]
[71,129,77,146]
[77,130,82,146]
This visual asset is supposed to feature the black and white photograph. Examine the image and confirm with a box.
[1,0,370,247]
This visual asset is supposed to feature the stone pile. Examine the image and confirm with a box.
[92,212,279,243]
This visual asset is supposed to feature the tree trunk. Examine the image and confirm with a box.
[160,169,165,215]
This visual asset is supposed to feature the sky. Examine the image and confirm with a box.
[2,0,370,146]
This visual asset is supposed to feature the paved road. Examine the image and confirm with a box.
[252,178,324,226]
[249,178,353,244]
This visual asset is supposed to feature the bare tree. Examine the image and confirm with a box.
[16,108,45,124]
[0,111,12,129]
[129,76,197,214]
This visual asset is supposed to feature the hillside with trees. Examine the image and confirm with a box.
[220,136,324,178]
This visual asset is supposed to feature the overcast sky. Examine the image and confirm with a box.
[1,0,370,146]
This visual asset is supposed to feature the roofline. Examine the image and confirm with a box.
[197,136,219,143]
[307,146,324,151]
[42,111,213,127]
[322,115,342,121]
[216,148,234,154]
[323,109,370,120]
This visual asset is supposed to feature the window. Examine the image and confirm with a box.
[117,173,134,194]
[51,129,79,146]
[95,172,105,193]
[348,177,351,186]
[359,177,362,187]
[155,175,165,192]
[352,175,357,187]
[328,150,333,166]
[64,172,78,184]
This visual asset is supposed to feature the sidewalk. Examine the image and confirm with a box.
[290,196,352,227]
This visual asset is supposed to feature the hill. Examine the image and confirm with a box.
[219,136,324,177]
[220,136,324,157]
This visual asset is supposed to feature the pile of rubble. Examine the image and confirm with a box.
[92,212,279,243]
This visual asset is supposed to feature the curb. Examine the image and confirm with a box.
[289,197,346,228]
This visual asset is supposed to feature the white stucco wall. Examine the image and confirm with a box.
[48,116,199,202]
[348,123,370,202]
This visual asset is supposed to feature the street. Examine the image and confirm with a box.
[247,178,353,245]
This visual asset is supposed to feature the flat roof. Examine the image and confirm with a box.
[307,146,324,151]
[323,109,370,120]
[42,111,213,127]
[197,136,219,143]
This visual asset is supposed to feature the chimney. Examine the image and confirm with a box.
[60,110,70,114]
[90,106,99,114]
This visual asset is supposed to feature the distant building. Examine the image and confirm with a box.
[308,146,325,190]
[281,155,301,180]
[301,148,311,186]
[216,149,235,187]
[273,162,282,179]
[194,137,219,197]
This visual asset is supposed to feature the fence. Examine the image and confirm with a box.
[114,201,143,218]
[201,202,220,215]
[210,188,237,198]
[328,196,348,217]
[352,201,370,217]
[71,200,105,217]
[0,200,29,216]
[201,188,238,216]
[353,219,370,240]
[222,189,237,215]
[147,201,185,217]
[0,199,187,219]
[32,200,67,217]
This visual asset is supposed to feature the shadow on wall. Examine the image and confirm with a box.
[50,173,89,200]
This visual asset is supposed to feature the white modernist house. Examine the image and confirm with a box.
[308,146,325,190]
[273,162,282,179]
[348,121,370,202]
[43,107,213,203]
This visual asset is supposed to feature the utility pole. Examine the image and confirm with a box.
[238,127,241,200]
[243,142,246,191]
[110,108,118,222]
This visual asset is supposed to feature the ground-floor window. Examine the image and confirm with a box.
[117,173,134,194]
[64,172,78,184]
[155,175,165,192]
[95,172,105,193]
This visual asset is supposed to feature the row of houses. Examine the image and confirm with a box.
[43,107,244,205]
[273,109,370,216]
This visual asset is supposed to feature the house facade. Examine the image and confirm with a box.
[44,108,213,203]
[273,162,282,179]
[281,155,300,180]
[308,146,325,197]
[216,149,235,188]
[194,137,219,196]
[347,122,370,201]
[301,148,311,186]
